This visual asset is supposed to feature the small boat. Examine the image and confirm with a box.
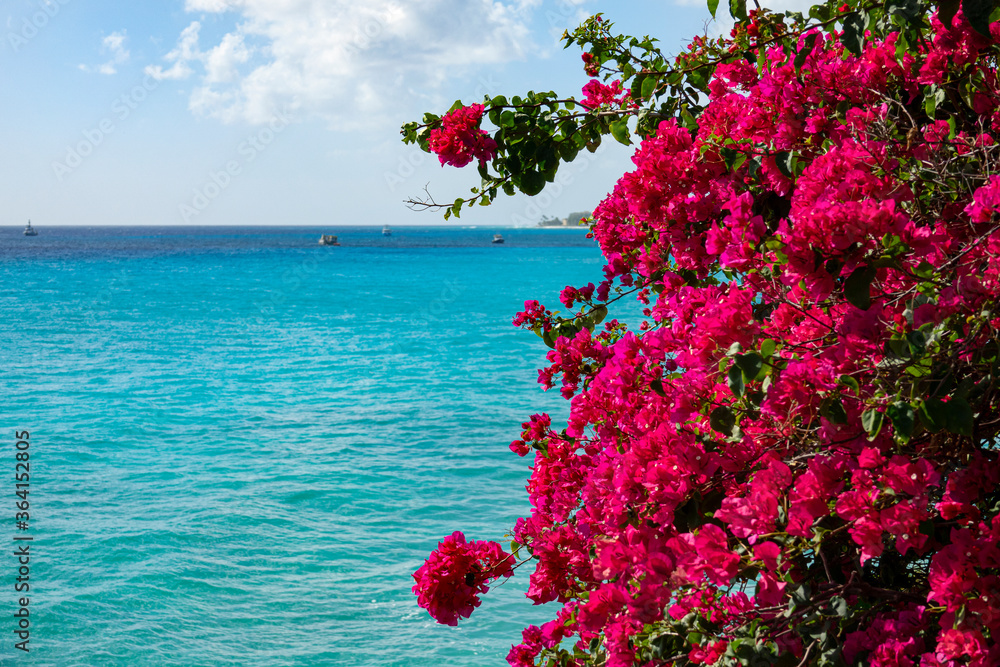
[492,233,504,244]
[23,220,37,236]
[382,225,392,236]
[319,234,340,246]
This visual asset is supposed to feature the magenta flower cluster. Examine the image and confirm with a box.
[427,103,498,168]
[411,531,514,627]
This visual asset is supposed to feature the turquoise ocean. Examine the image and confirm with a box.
[0,226,605,666]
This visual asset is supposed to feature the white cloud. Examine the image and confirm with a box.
[145,21,202,81]
[148,0,546,126]
[80,30,130,75]
[203,32,250,83]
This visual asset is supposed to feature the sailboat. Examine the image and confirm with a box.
[23,220,37,236]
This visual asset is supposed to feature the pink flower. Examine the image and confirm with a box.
[580,79,628,109]
[560,283,596,308]
[428,104,498,168]
[507,626,543,666]
[936,628,989,666]
[715,460,792,538]
[669,524,740,587]
[965,175,1000,224]
[412,531,515,626]
[928,528,978,612]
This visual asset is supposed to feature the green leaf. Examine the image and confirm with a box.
[735,353,763,382]
[519,171,546,196]
[591,305,609,325]
[726,342,743,357]
[641,75,658,99]
[710,406,737,436]
[924,85,946,118]
[708,0,721,17]
[906,330,927,356]
[840,12,865,56]
[760,338,776,358]
[730,0,747,20]
[555,322,580,341]
[820,396,849,424]
[919,397,948,433]
[775,151,795,179]
[938,0,962,28]
[830,596,849,617]
[793,32,818,73]
[946,396,974,436]
[888,0,925,21]
[915,260,936,279]
[895,29,910,60]
[610,120,631,146]
[791,583,811,607]
[728,364,745,397]
[886,401,916,442]
[542,328,557,348]
[630,75,646,100]
[688,66,713,91]
[809,4,831,20]
[651,379,667,397]
[962,0,994,36]
[861,408,884,439]
[844,265,876,310]
[838,375,861,395]
[721,146,738,170]
[885,338,912,361]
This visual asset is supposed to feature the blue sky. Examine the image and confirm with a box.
[2,0,729,226]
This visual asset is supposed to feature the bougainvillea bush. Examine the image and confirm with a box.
[405,0,1000,663]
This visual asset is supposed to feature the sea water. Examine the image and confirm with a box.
[0,226,605,666]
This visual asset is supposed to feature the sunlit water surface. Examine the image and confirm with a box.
[0,225,607,666]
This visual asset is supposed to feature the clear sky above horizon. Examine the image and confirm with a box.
[0,0,792,227]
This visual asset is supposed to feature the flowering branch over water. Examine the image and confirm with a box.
[406,0,1000,664]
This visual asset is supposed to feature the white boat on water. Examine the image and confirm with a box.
[23,220,37,236]
[382,225,392,236]
[492,233,504,244]
[319,234,340,246]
